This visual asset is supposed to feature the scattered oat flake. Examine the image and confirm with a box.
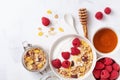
[50,27,54,31]
[38,32,44,36]
[58,27,64,32]
[48,31,56,35]
[54,14,59,19]
[47,10,52,14]
[38,27,42,31]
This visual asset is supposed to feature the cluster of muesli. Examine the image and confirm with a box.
[23,48,46,71]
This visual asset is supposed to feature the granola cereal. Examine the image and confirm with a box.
[23,48,46,71]
[55,39,93,78]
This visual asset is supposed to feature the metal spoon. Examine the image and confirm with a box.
[64,14,77,34]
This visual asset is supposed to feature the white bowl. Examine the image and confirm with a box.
[93,56,120,80]
[49,34,97,80]
[92,27,120,56]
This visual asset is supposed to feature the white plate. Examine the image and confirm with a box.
[49,34,97,80]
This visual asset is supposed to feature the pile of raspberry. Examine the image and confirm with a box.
[52,38,81,69]
[93,57,120,80]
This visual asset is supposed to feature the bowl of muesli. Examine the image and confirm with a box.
[22,45,48,72]
[49,34,97,80]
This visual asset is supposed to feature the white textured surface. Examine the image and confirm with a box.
[0,0,120,80]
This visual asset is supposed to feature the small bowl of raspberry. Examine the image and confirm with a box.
[49,34,97,80]
[93,56,120,80]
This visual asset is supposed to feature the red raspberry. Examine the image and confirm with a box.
[62,60,70,68]
[72,38,81,47]
[62,52,70,60]
[101,70,110,79]
[95,11,103,20]
[71,47,80,55]
[104,7,111,14]
[93,69,101,79]
[104,58,113,65]
[52,59,61,69]
[105,65,112,72]
[41,17,50,26]
[95,62,105,69]
[110,70,119,80]
[112,63,120,71]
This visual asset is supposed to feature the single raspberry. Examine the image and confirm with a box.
[62,60,70,68]
[71,47,80,55]
[110,70,119,80]
[41,17,50,26]
[104,58,113,65]
[104,7,111,14]
[62,52,70,60]
[105,65,112,72]
[95,62,105,69]
[95,11,103,20]
[72,38,81,47]
[93,69,101,79]
[52,59,61,69]
[101,70,110,79]
[112,63,120,71]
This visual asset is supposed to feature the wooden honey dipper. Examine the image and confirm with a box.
[79,8,88,38]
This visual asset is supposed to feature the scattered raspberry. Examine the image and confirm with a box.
[62,60,70,68]
[93,69,101,78]
[104,58,113,65]
[41,17,50,26]
[101,70,110,79]
[62,52,70,60]
[52,59,61,69]
[71,47,80,55]
[72,38,81,47]
[105,65,112,72]
[110,70,119,80]
[112,63,120,71]
[95,62,105,69]
[95,11,103,20]
[104,7,111,14]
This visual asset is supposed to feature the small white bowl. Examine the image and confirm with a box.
[49,34,97,80]
[93,56,120,80]
[22,45,48,72]
[92,27,120,56]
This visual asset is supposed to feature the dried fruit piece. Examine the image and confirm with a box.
[62,60,70,68]
[110,70,119,79]
[71,47,80,55]
[38,32,43,36]
[101,70,110,79]
[41,17,50,26]
[58,27,64,32]
[72,38,81,47]
[52,59,61,69]
[71,74,78,78]
[104,7,111,14]
[95,62,105,69]
[112,63,120,71]
[62,52,70,60]
[47,10,52,14]
[95,11,103,20]
[54,14,59,19]
[93,69,101,78]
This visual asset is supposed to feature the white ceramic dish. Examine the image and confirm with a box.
[92,56,120,80]
[91,27,120,56]
[49,34,97,80]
